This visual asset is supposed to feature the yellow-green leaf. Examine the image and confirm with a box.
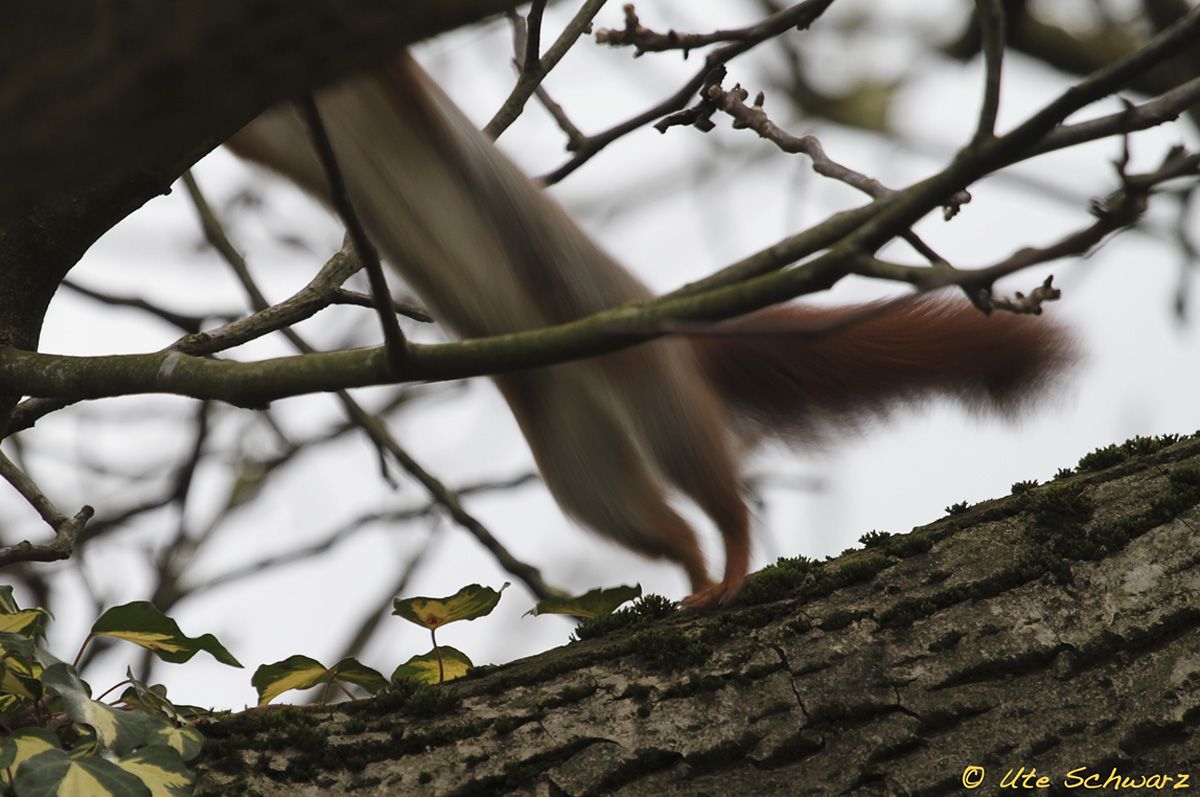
[1,728,60,784]
[0,631,40,701]
[13,747,151,797]
[251,655,387,706]
[392,583,508,630]
[528,585,642,619]
[0,585,19,614]
[41,663,156,756]
[391,646,472,685]
[114,745,194,797]
[90,602,241,668]
[326,658,388,696]
[148,726,204,763]
[0,608,49,637]
[251,655,329,706]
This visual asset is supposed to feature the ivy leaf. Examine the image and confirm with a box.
[392,583,508,630]
[90,602,242,667]
[13,747,151,797]
[0,609,49,637]
[251,655,326,706]
[41,663,157,756]
[0,585,19,613]
[114,745,194,797]
[326,658,389,696]
[252,655,386,706]
[0,632,42,701]
[527,585,642,619]
[117,674,207,724]
[391,646,473,685]
[0,728,60,786]
[147,726,204,764]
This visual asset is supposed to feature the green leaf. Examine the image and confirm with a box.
[0,632,42,701]
[0,585,19,613]
[90,602,242,668]
[147,726,204,764]
[13,748,151,797]
[327,658,388,696]
[117,675,206,725]
[41,663,156,756]
[251,655,387,706]
[1,728,61,784]
[114,745,194,797]
[392,583,508,630]
[528,584,642,619]
[0,609,48,637]
[251,655,328,706]
[391,646,473,685]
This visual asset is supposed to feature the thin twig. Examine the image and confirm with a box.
[485,0,609,139]
[973,0,1006,144]
[181,179,555,601]
[523,0,549,75]
[704,82,958,264]
[0,451,93,567]
[298,96,407,373]
[61,281,235,334]
[543,0,837,184]
[328,288,432,323]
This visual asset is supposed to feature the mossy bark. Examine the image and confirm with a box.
[194,434,1200,796]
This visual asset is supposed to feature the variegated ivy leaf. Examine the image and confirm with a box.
[391,646,473,685]
[40,663,159,757]
[0,585,19,614]
[118,672,206,724]
[251,655,387,706]
[0,632,42,701]
[148,725,204,763]
[90,602,242,667]
[0,727,61,785]
[0,608,49,637]
[13,747,151,797]
[114,745,195,797]
[527,584,642,619]
[392,583,508,630]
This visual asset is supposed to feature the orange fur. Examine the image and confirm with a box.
[227,56,1073,608]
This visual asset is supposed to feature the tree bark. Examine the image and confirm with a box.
[0,1,518,426]
[194,433,1200,796]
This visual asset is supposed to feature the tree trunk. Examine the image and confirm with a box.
[194,433,1200,796]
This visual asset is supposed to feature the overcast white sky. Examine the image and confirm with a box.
[5,0,1198,708]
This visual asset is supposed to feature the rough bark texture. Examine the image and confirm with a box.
[194,433,1200,796]
[0,1,517,426]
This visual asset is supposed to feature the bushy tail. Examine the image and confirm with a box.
[695,297,1076,442]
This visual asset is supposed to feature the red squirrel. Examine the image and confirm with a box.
[226,55,1073,609]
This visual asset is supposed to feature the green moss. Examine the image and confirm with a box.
[1076,434,1181,473]
[1011,479,1038,495]
[859,530,893,548]
[945,501,970,516]
[571,594,676,641]
[631,627,709,670]
[924,569,951,585]
[739,555,816,605]
[1028,483,1095,535]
